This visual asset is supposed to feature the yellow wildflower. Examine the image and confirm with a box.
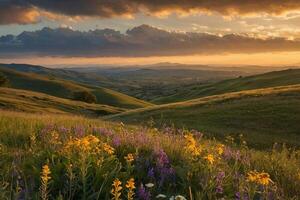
[51,131,60,141]
[184,134,201,156]
[40,164,51,200]
[41,164,51,183]
[216,144,224,155]
[124,153,134,163]
[126,178,135,200]
[104,143,115,155]
[63,135,100,153]
[204,154,215,165]
[257,172,272,186]
[247,171,257,182]
[111,178,122,200]
[247,171,272,186]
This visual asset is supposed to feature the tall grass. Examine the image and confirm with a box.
[0,110,299,199]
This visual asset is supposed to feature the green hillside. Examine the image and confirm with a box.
[108,84,300,148]
[0,67,153,109]
[0,87,125,116]
[154,68,300,103]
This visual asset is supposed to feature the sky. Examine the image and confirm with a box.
[1,0,300,67]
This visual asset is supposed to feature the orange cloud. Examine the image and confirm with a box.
[0,5,40,25]
[2,1,300,24]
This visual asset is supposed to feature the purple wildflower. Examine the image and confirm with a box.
[156,149,169,168]
[147,167,155,179]
[235,192,241,200]
[216,185,224,194]
[112,136,121,147]
[137,184,151,200]
[93,127,113,137]
[216,171,225,194]
[73,125,85,137]
[57,126,70,135]
[40,124,55,136]
[217,171,225,182]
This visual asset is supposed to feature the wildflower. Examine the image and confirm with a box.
[247,171,272,186]
[137,184,151,200]
[257,172,272,185]
[204,154,215,164]
[103,143,115,155]
[73,125,85,137]
[126,178,135,200]
[41,165,51,185]
[235,192,241,200]
[145,183,154,188]
[184,134,201,156]
[156,194,167,198]
[216,144,224,155]
[156,149,170,168]
[124,153,134,163]
[175,195,187,200]
[63,135,100,153]
[111,178,122,200]
[216,185,223,194]
[247,171,258,182]
[112,136,121,147]
[216,171,225,194]
[147,167,155,179]
[40,164,51,200]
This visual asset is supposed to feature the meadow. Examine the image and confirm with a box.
[109,84,300,149]
[0,110,299,200]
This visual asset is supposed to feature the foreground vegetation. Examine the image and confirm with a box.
[0,111,299,199]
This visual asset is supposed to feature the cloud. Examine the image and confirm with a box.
[0,2,40,25]
[2,1,300,24]
[1,24,300,58]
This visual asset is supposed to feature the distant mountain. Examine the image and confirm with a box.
[0,66,153,109]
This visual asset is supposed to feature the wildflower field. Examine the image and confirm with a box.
[0,111,299,200]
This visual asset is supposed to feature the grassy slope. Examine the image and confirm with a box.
[153,69,300,104]
[0,67,153,109]
[108,84,300,148]
[0,87,125,116]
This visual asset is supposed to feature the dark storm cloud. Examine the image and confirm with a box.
[0,1,39,25]
[2,0,300,24]
[1,25,300,57]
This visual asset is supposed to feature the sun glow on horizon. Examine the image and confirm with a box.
[1,51,300,67]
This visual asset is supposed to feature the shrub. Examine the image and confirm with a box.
[0,72,8,86]
[73,90,97,103]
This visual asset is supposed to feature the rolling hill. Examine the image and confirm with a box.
[153,68,300,103]
[108,84,300,148]
[0,67,153,109]
[0,87,125,116]
[70,66,251,101]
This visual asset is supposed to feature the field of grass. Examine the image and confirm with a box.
[0,110,299,199]
[109,84,300,148]
[0,67,152,109]
[0,87,125,116]
[154,69,300,104]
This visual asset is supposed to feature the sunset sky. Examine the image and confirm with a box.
[1,0,300,66]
